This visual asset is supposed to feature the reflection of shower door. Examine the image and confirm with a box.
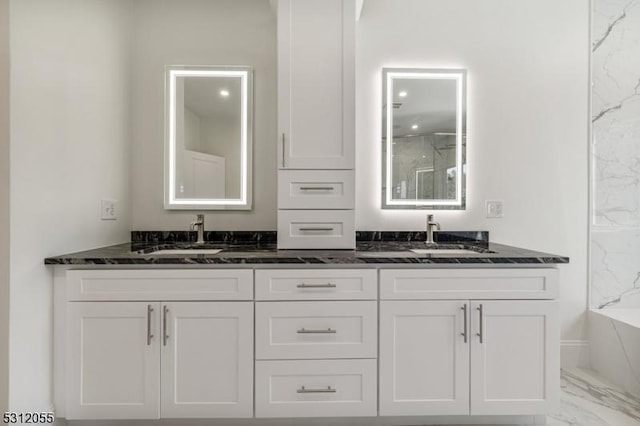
[415,168,434,199]
[182,150,225,199]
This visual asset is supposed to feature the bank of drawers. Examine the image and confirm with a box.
[254,269,377,417]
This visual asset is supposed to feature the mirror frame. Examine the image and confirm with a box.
[382,68,466,210]
[164,65,253,210]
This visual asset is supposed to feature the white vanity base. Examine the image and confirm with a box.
[53,266,558,424]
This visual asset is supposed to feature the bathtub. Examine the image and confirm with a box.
[589,309,640,397]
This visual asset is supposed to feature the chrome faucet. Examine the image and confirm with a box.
[190,214,205,244]
[426,214,441,244]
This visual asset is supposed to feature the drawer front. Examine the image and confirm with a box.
[66,269,253,301]
[380,268,559,300]
[255,269,377,300]
[278,170,354,209]
[255,359,377,418]
[255,301,377,359]
[277,210,355,249]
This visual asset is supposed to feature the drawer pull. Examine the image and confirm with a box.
[477,304,484,344]
[297,327,337,334]
[163,305,169,346]
[299,227,334,232]
[146,304,154,346]
[461,304,468,343]
[296,283,337,289]
[299,186,335,191]
[297,386,337,394]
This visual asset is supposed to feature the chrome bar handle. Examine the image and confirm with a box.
[476,304,484,344]
[146,304,154,346]
[461,304,468,343]
[297,283,337,289]
[163,305,169,346]
[299,227,334,232]
[282,133,286,168]
[297,328,337,334]
[299,187,335,191]
[297,386,336,394]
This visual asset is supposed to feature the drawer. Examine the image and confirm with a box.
[277,210,355,249]
[255,359,377,418]
[255,301,377,359]
[255,269,377,300]
[278,170,354,209]
[66,269,253,301]
[380,268,559,300]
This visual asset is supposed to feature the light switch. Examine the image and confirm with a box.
[101,199,117,220]
[486,200,503,218]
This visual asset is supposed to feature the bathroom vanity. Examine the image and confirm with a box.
[46,234,568,424]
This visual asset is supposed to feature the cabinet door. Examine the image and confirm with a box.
[470,301,559,415]
[161,302,253,418]
[277,0,355,169]
[66,302,161,419]
[379,301,470,416]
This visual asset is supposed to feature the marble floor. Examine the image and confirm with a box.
[548,368,640,426]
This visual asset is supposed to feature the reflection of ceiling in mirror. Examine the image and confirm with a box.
[182,76,241,119]
[392,79,457,137]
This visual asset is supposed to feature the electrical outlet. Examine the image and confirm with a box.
[486,200,503,218]
[101,199,117,220]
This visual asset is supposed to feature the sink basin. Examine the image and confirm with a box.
[146,248,223,255]
[410,248,479,255]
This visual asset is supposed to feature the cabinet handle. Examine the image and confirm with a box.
[297,327,337,334]
[476,304,484,344]
[296,283,337,289]
[461,304,468,343]
[297,386,336,394]
[299,187,335,191]
[147,304,154,346]
[299,227,334,232]
[163,305,169,346]
[282,133,286,168]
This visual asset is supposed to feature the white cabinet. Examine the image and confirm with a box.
[161,302,253,418]
[255,301,377,360]
[470,301,559,415]
[66,302,160,419]
[64,270,254,420]
[277,209,355,249]
[57,266,561,421]
[379,269,560,417]
[379,301,469,416]
[254,268,377,418]
[255,359,377,418]
[276,0,356,249]
[277,0,355,170]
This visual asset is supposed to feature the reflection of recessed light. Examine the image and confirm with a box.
[398,91,407,97]
[220,89,230,97]
[411,124,418,130]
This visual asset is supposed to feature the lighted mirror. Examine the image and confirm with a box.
[382,68,466,209]
[165,66,252,210]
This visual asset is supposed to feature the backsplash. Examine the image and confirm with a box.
[131,231,278,244]
[132,230,489,245]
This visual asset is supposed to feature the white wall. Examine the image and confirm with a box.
[130,0,276,230]
[0,0,9,414]
[356,0,590,353]
[9,0,132,411]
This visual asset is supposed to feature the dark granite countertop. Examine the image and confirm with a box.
[44,231,569,266]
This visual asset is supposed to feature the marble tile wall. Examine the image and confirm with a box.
[591,0,640,309]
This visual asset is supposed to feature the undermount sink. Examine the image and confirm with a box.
[145,248,223,255]
[410,248,479,255]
